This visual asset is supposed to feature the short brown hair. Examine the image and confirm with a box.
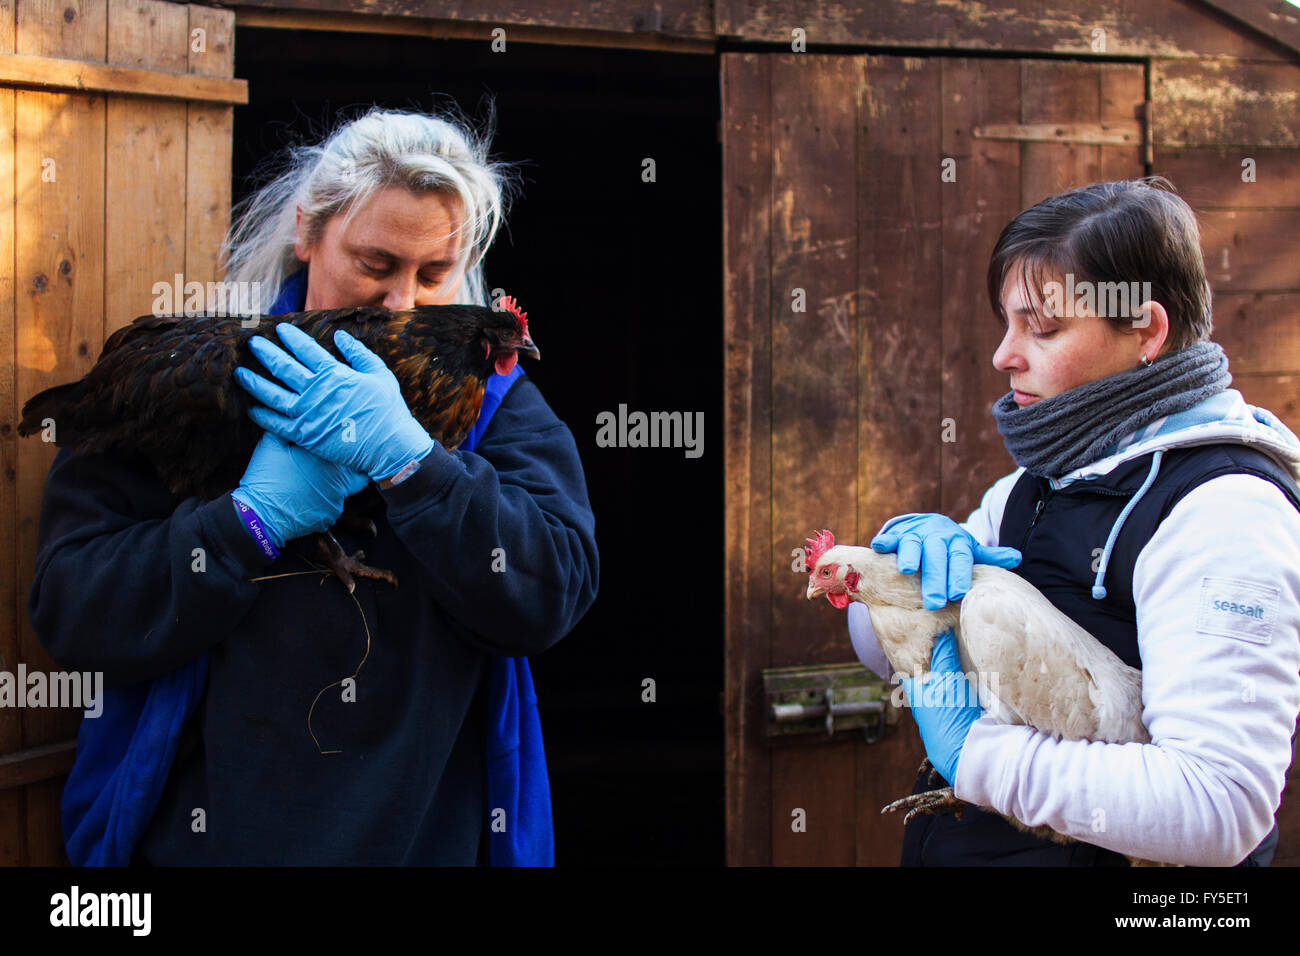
[986,178,1212,354]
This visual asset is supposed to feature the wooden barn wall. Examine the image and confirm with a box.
[0,0,1291,870]
[231,0,716,44]
[724,46,1300,865]
[1151,57,1300,865]
[714,0,1295,61]
[0,0,235,866]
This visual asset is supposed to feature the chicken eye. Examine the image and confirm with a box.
[820,567,831,577]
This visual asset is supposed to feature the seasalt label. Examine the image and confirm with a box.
[1195,576,1279,645]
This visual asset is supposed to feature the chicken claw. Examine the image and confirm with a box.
[882,787,965,826]
[310,531,399,593]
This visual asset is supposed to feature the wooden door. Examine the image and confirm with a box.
[0,0,242,865]
[722,52,1147,865]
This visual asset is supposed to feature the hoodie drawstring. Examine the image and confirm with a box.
[1092,449,1165,600]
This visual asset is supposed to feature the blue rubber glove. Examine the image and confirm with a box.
[235,323,436,482]
[871,512,1022,611]
[897,629,982,785]
[231,431,371,548]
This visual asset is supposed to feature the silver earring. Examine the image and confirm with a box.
[1141,355,1151,367]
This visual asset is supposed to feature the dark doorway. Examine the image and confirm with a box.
[232,28,723,865]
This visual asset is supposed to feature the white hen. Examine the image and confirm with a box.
[803,530,1169,866]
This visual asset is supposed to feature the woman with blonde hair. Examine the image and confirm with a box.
[30,105,599,866]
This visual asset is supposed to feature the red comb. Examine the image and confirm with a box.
[497,294,529,339]
[805,529,835,566]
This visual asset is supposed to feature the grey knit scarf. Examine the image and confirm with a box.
[990,341,1231,478]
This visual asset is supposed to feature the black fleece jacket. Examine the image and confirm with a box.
[27,374,597,864]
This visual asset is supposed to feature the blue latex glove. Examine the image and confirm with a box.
[231,431,371,548]
[871,512,1022,611]
[235,323,436,482]
[897,630,982,785]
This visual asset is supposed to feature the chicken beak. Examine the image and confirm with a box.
[806,580,825,601]
[520,334,540,361]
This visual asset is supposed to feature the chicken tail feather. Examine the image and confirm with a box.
[18,380,86,442]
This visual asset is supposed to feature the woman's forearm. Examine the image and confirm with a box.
[27,448,273,686]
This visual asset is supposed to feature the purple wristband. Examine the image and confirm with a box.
[232,496,280,560]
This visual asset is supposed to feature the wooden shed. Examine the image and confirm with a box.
[1,0,1297,867]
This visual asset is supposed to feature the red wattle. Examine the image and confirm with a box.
[829,592,850,609]
[495,352,518,376]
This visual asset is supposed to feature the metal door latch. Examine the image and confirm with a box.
[763,662,895,743]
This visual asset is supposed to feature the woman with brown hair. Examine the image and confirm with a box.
[864,178,1300,866]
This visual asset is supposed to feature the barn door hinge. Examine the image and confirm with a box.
[971,121,1141,146]
[763,662,895,743]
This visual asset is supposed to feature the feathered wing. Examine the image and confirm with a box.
[20,313,261,499]
[18,305,504,502]
[958,565,1148,744]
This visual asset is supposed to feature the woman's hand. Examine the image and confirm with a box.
[235,323,435,482]
[871,512,1022,610]
[897,629,983,784]
[231,431,371,548]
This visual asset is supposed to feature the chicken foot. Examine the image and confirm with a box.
[308,531,399,593]
[881,787,966,826]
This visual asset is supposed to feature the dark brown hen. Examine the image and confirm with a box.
[19,295,538,590]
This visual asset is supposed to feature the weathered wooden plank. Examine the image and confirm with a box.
[1021,61,1105,207]
[1019,63,1145,232]
[771,740,857,864]
[0,739,76,790]
[23,778,66,863]
[1199,209,1300,291]
[185,3,234,286]
[1279,734,1300,866]
[973,121,1141,145]
[1154,61,1300,148]
[1232,374,1300,433]
[235,6,714,52]
[715,0,1289,60]
[853,53,944,866]
[16,0,106,59]
[13,0,109,869]
[105,0,188,333]
[0,0,17,865]
[14,90,107,854]
[768,53,860,865]
[940,58,1023,523]
[1195,0,1300,60]
[1099,62,1148,181]
[1158,147,1300,208]
[1213,293,1300,375]
[234,0,714,39]
[0,51,246,102]
[722,51,774,867]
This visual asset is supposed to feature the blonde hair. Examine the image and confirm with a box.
[222,104,520,312]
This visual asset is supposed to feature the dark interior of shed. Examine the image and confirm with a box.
[231,27,723,865]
